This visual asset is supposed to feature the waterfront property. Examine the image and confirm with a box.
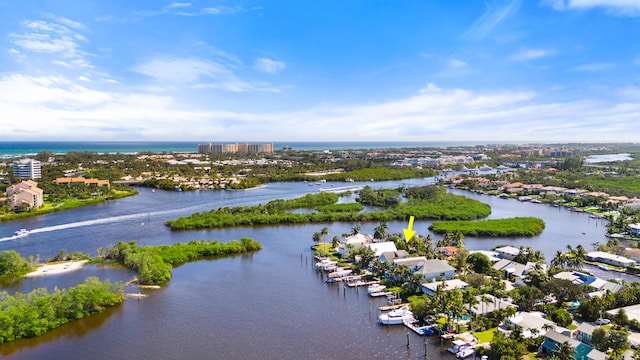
[420,278,468,296]
[6,180,44,210]
[494,245,520,260]
[586,251,636,268]
[554,271,625,295]
[54,177,111,187]
[392,257,456,282]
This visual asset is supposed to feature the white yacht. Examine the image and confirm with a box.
[378,306,414,325]
[367,284,386,294]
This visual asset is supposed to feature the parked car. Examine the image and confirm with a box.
[595,318,611,325]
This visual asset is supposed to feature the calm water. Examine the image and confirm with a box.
[584,153,633,163]
[0,180,613,359]
[0,141,489,159]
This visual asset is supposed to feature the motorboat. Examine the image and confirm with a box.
[456,347,475,359]
[367,284,386,294]
[378,306,414,325]
[14,229,29,237]
[448,340,470,354]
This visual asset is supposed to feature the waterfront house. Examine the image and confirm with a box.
[337,233,374,257]
[6,180,44,210]
[629,224,640,238]
[392,257,455,282]
[501,311,558,338]
[54,177,110,187]
[553,271,625,294]
[468,294,515,317]
[586,251,636,268]
[494,246,520,260]
[421,279,469,296]
[365,241,397,257]
[541,330,593,360]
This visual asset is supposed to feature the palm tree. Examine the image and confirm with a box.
[351,224,361,235]
[373,222,388,241]
[320,227,329,255]
[551,250,568,269]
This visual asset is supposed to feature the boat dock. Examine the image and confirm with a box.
[379,303,409,311]
[369,291,394,297]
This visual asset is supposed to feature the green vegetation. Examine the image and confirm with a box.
[0,189,137,222]
[429,217,545,237]
[0,277,124,344]
[474,328,497,343]
[104,238,262,285]
[315,203,363,212]
[0,250,34,281]
[322,168,436,181]
[165,186,492,230]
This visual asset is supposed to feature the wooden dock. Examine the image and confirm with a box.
[369,291,393,297]
[379,303,409,311]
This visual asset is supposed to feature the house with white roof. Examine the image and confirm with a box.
[337,233,374,256]
[495,246,520,260]
[421,279,469,296]
[501,311,558,339]
[586,251,636,268]
[366,241,397,257]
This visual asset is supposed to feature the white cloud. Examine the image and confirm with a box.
[1,71,640,142]
[132,58,229,83]
[167,2,191,9]
[510,48,555,61]
[253,58,286,74]
[464,0,523,39]
[449,58,468,68]
[569,63,615,71]
[547,0,640,16]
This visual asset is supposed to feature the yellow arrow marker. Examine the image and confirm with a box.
[403,216,416,242]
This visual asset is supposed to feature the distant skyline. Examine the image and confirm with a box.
[1,0,639,143]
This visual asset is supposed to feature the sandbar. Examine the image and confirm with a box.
[26,260,88,277]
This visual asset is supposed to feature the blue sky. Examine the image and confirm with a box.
[1,0,640,143]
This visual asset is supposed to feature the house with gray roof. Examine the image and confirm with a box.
[392,257,455,282]
[542,330,593,360]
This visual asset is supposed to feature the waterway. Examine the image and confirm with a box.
[0,179,616,359]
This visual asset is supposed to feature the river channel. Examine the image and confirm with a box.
[0,179,617,359]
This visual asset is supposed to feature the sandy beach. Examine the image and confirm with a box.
[25,260,88,277]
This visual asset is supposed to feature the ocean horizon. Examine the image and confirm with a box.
[0,140,498,159]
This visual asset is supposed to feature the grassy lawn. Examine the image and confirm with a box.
[567,324,578,330]
[473,328,497,344]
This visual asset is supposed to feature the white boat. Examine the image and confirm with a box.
[14,229,29,237]
[456,347,475,359]
[367,284,386,294]
[378,306,414,325]
[448,340,470,354]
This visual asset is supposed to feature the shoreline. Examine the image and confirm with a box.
[25,260,88,277]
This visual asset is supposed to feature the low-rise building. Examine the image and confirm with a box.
[392,257,455,282]
[586,251,636,268]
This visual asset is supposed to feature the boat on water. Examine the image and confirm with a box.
[448,340,471,354]
[367,284,386,294]
[378,306,414,325]
[14,229,29,237]
[598,264,610,271]
[456,347,475,359]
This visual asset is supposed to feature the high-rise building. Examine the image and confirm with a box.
[13,158,41,179]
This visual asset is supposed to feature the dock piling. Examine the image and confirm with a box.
[406,330,410,347]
